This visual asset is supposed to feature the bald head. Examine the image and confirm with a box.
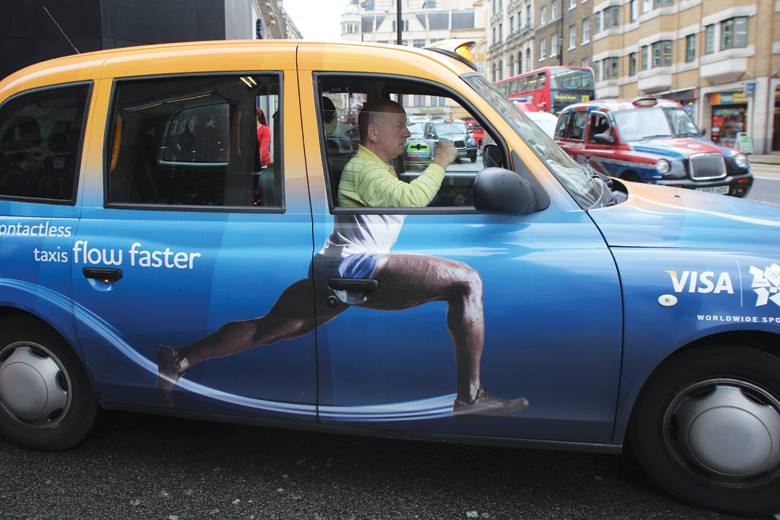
[358,99,405,142]
[357,99,411,163]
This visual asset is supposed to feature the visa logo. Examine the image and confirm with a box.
[666,271,735,294]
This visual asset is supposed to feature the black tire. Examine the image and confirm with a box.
[629,344,780,516]
[0,315,97,450]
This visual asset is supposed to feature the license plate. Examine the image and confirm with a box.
[696,186,729,194]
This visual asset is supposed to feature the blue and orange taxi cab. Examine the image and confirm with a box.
[0,40,778,516]
[554,97,753,197]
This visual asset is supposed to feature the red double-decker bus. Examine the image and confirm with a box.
[494,66,595,114]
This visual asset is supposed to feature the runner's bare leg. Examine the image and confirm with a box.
[168,279,349,372]
[359,254,484,403]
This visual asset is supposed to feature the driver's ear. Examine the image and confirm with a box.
[367,123,379,142]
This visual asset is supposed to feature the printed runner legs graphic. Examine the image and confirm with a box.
[157,253,528,417]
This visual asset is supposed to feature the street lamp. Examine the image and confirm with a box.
[397,0,402,45]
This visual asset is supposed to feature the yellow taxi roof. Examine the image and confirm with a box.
[0,40,479,96]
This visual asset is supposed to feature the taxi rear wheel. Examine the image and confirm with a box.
[0,315,97,451]
[630,344,780,516]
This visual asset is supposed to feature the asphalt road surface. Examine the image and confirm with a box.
[0,410,767,520]
[749,163,780,206]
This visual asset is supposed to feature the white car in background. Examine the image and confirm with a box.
[525,111,558,137]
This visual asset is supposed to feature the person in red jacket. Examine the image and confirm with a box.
[256,107,271,167]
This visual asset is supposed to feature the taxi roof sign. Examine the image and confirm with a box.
[632,96,659,107]
[426,39,478,71]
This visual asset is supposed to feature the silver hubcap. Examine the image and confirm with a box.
[663,378,780,484]
[0,342,71,429]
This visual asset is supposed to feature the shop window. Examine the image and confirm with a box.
[712,104,747,149]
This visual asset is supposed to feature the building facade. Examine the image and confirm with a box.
[482,0,780,154]
[0,0,295,81]
[341,0,484,46]
[485,0,594,84]
[590,0,780,153]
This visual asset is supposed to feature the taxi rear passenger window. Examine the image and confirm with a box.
[0,84,90,202]
[107,74,281,210]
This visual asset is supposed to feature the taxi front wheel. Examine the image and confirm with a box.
[0,315,97,451]
[630,344,780,516]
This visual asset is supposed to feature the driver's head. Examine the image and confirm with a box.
[358,99,411,163]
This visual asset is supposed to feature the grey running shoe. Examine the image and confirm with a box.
[157,345,182,407]
[452,383,529,419]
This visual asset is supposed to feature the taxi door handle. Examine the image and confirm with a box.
[83,267,123,281]
[328,278,379,291]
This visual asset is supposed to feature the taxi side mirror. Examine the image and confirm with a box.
[593,133,614,144]
[482,143,503,168]
[473,167,537,216]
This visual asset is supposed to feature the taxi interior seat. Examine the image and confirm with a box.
[325,140,354,202]
[319,96,358,204]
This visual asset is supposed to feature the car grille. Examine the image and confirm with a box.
[452,139,466,148]
[689,153,726,180]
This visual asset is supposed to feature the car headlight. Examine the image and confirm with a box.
[734,153,748,169]
[467,137,476,146]
[655,159,671,174]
